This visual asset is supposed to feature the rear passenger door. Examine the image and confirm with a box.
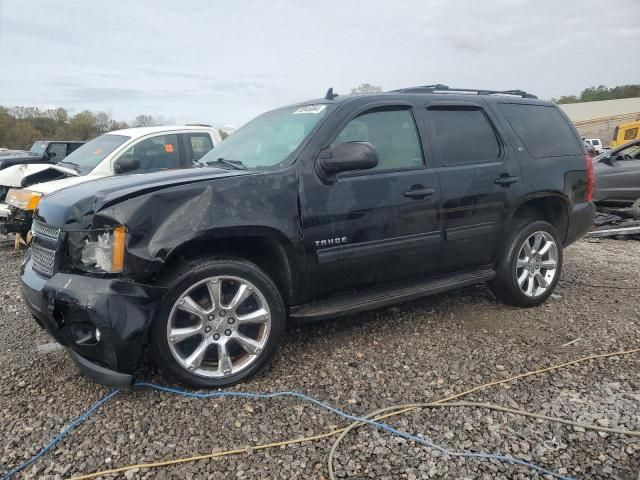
[422,102,522,271]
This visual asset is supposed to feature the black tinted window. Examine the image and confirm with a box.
[498,103,581,157]
[428,108,500,165]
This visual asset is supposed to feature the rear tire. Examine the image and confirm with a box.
[151,257,285,387]
[489,220,563,307]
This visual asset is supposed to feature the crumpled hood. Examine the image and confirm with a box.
[0,163,78,188]
[35,166,256,230]
[31,173,106,195]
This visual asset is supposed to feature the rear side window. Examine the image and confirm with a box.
[498,103,581,157]
[428,108,500,166]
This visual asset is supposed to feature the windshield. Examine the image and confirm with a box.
[199,105,330,169]
[59,134,130,173]
[29,141,47,155]
[613,143,640,160]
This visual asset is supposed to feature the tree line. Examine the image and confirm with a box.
[553,84,640,104]
[0,107,175,151]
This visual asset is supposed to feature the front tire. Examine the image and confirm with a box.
[489,220,563,307]
[151,257,285,387]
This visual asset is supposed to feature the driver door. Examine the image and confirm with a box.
[300,105,442,299]
[115,134,182,172]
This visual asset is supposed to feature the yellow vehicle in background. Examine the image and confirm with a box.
[610,119,640,148]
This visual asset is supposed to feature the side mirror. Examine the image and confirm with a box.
[316,142,379,180]
[598,154,615,166]
[114,156,140,173]
[45,151,56,160]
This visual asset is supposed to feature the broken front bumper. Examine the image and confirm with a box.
[20,252,168,387]
[0,202,33,235]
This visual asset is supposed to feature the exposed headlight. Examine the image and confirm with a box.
[6,189,42,211]
[68,226,126,273]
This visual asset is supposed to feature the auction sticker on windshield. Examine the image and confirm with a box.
[293,105,327,114]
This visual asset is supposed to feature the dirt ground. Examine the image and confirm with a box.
[0,236,639,479]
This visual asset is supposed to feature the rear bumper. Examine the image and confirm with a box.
[20,253,168,385]
[565,201,595,246]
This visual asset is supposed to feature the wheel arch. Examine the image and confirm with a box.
[506,192,570,243]
[157,226,301,307]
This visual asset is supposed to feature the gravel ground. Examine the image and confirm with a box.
[1,235,639,480]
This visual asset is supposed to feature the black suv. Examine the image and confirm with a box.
[20,85,595,388]
[0,140,84,170]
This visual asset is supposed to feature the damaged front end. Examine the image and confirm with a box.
[0,163,78,236]
[20,217,168,387]
[0,200,36,236]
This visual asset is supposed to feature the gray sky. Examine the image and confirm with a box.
[1,0,638,127]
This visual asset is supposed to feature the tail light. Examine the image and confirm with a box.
[584,154,595,202]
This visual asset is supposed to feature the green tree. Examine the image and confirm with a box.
[66,111,100,140]
[350,83,383,94]
[4,122,40,150]
[553,84,640,104]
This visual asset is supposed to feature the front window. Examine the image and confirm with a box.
[58,134,130,173]
[47,143,67,160]
[117,134,181,171]
[199,105,330,169]
[332,108,424,171]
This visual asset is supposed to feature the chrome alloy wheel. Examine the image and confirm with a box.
[166,276,271,378]
[515,231,559,298]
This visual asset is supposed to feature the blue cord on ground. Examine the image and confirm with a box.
[2,382,575,480]
[1,389,120,480]
[135,382,575,480]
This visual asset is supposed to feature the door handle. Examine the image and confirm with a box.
[404,187,436,198]
[494,175,520,186]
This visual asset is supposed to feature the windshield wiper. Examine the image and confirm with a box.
[206,157,247,170]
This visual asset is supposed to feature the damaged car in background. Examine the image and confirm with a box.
[0,140,85,171]
[0,126,222,236]
[593,139,640,207]
[589,139,640,239]
[20,85,595,388]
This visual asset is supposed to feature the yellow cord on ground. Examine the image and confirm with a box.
[69,347,640,480]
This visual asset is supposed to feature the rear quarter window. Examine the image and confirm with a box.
[498,103,582,157]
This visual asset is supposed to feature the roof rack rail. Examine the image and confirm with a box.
[391,84,538,99]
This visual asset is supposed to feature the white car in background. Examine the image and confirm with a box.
[0,125,222,236]
[584,138,604,154]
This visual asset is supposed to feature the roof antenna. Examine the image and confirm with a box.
[325,87,338,100]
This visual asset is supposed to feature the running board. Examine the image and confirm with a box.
[290,268,495,320]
